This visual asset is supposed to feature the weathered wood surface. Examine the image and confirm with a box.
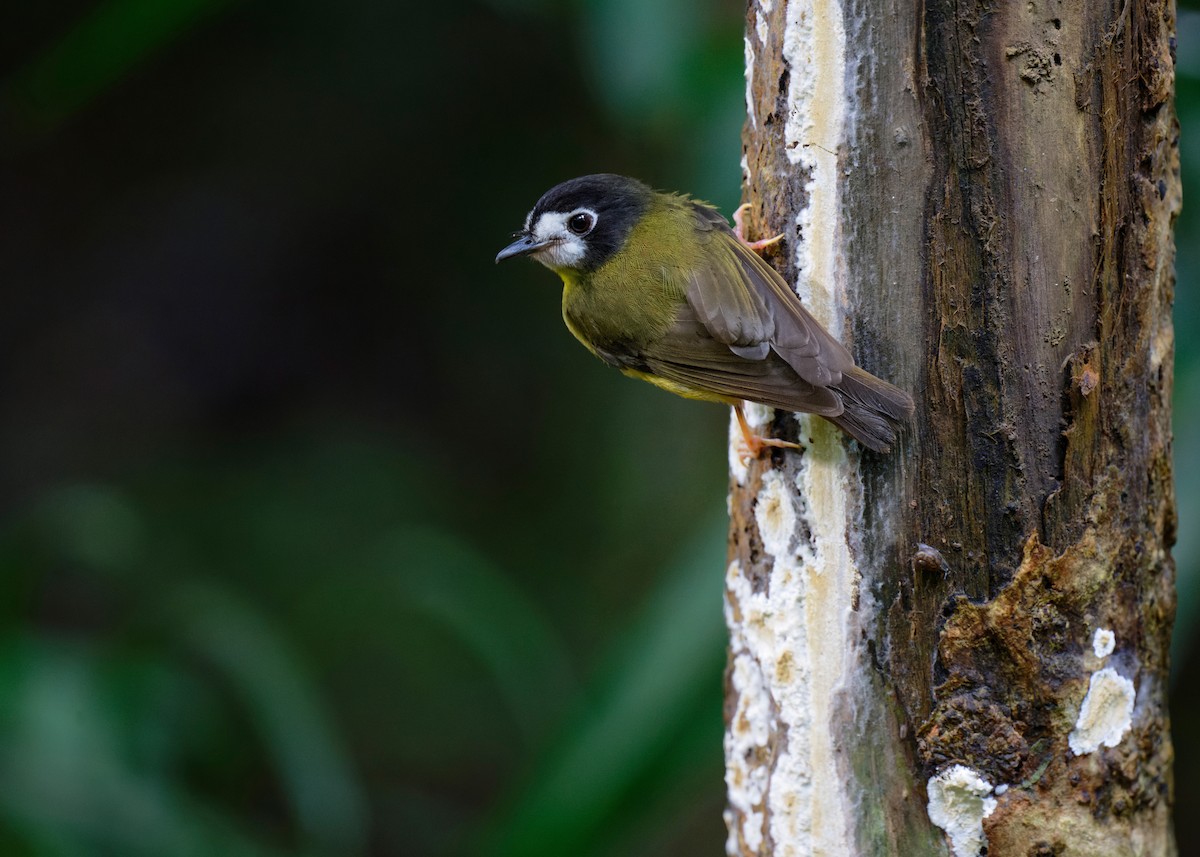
[724,0,1179,854]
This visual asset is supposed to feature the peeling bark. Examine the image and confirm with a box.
[724,0,1178,855]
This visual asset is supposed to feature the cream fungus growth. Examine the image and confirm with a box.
[926,766,998,857]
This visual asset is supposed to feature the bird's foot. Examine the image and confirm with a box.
[733,203,785,253]
[739,434,804,465]
[734,402,803,464]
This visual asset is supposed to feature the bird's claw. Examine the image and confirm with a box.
[733,203,784,253]
[734,403,803,464]
[737,435,804,467]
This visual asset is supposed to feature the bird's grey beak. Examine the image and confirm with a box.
[495,233,552,263]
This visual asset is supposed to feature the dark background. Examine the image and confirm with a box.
[0,1,1196,855]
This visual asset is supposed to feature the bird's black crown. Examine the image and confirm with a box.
[527,174,653,270]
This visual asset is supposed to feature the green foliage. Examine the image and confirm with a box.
[0,428,727,855]
[481,520,726,857]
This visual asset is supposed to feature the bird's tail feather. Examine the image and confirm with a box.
[828,366,915,453]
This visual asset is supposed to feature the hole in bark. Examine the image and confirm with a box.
[1053,53,1062,66]
[1052,18,1061,29]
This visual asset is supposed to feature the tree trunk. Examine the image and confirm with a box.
[724,0,1179,855]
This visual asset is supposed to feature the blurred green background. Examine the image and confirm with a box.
[0,1,1196,855]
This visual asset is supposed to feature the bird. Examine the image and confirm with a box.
[495,173,913,455]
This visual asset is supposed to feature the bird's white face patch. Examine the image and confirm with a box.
[528,209,597,269]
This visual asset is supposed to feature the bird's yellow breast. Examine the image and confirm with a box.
[556,201,698,359]
[619,367,733,403]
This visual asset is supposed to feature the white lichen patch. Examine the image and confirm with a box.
[728,420,751,487]
[779,424,854,856]
[726,549,818,856]
[729,652,772,752]
[745,36,757,130]
[723,563,775,854]
[725,1,856,853]
[727,405,782,486]
[744,401,773,429]
[756,8,770,43]
[1069,667,1135,755]
[743,810,765,852]
[926,765,998,857]
[755,471,797,557]
[725,448,856,857]
[1092,627,1116,658]
[783,0,847,333]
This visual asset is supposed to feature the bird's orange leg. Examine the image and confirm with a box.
[733,203,785,252]
[734,402,803,461]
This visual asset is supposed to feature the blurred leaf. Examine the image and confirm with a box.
[481,510,727,857]
[0,636,295,856]
[590,699,724,857]
[580,0,702,123]
[374,524,576,745]
[162,583,368,855]
[31,484,146,573]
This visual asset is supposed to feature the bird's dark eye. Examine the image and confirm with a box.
[568,212,595,235]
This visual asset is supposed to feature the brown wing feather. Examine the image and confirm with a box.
[639,305,845,417]
[685,203,855,388]
[634,200,914,451]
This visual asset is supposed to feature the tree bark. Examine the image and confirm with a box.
[724,1,1179,855]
